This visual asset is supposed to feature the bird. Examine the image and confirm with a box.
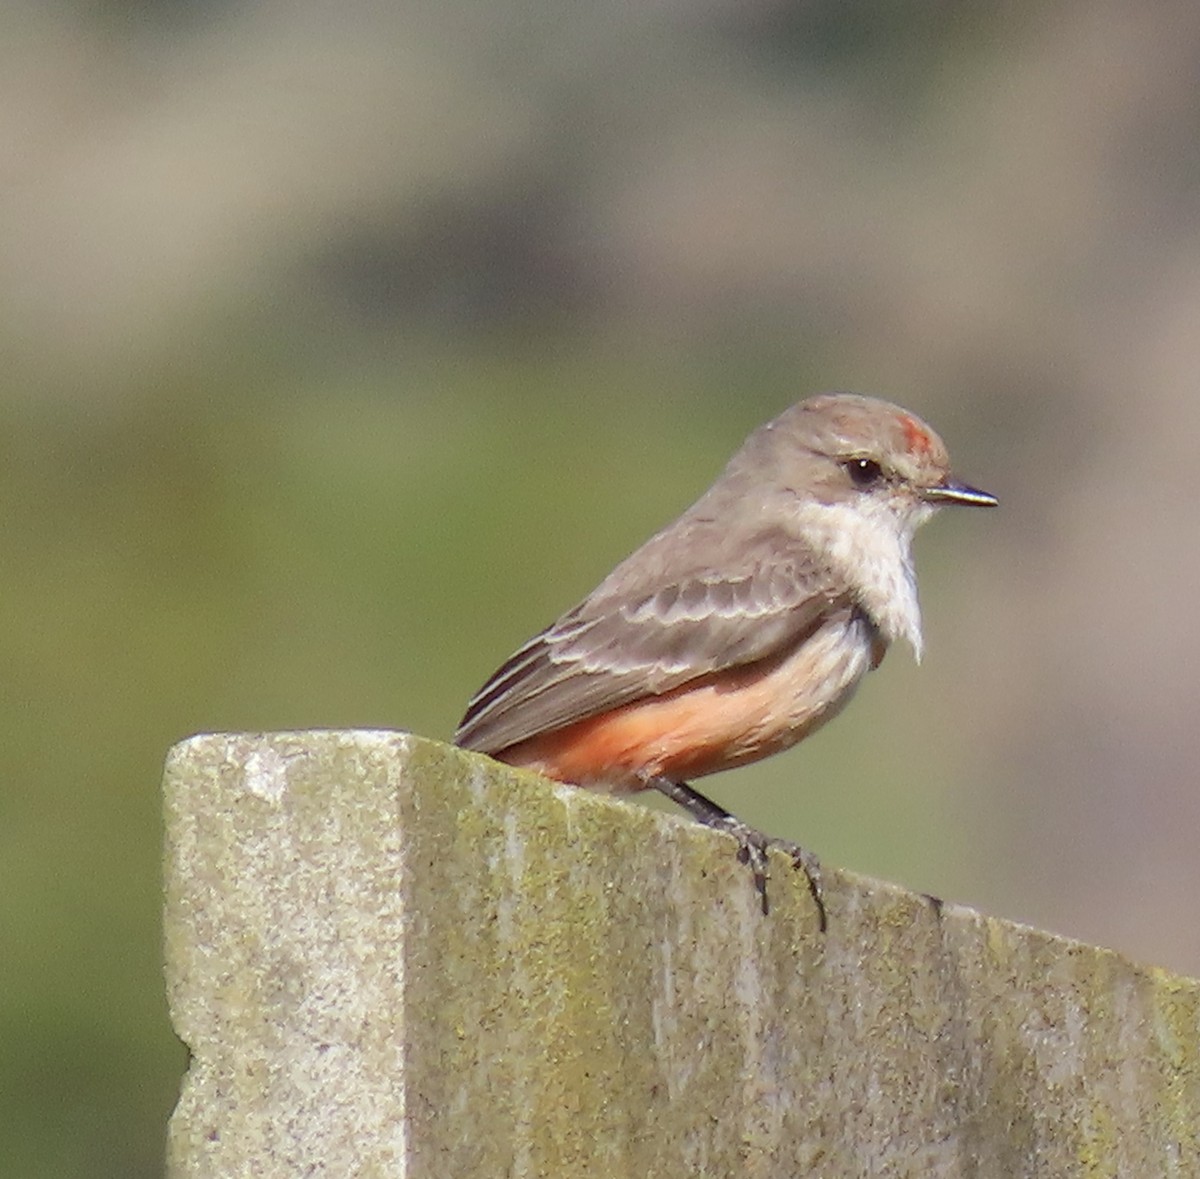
[455,392,997,920]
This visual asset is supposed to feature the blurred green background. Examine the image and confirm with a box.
[6,2,1200,1173]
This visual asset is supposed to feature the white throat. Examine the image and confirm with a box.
[792,498,932,661]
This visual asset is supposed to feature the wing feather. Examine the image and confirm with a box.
[455,527,844,754]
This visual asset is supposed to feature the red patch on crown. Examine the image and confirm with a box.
[900,414,934,456]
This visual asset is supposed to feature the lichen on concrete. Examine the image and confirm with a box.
[165,731,1200,1177]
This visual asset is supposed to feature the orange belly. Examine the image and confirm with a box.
[496,615,884,790]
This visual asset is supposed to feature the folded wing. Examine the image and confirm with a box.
[456,533,844,754]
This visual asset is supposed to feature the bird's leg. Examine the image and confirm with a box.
[648,777,825,929]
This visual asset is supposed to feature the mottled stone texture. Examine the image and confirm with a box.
[164,731,1200,1178]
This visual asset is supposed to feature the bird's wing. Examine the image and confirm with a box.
[455,535,846,754]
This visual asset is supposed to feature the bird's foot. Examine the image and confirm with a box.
[714,814,825,927]
[646,776,824,926]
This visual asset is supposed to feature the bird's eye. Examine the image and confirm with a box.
[845,458,883,487]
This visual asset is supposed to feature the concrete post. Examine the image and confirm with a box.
[164,730,1200,1177]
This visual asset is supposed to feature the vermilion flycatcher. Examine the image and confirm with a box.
[456,392,996,918]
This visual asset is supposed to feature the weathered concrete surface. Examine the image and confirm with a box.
[164,730,1200,1178]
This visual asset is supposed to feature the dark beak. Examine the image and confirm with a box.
[922,479,998,507]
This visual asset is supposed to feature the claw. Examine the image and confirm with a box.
[713,814,826,929]
[647,777,826,929]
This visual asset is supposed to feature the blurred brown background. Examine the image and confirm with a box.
[5,2,1200,1173]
